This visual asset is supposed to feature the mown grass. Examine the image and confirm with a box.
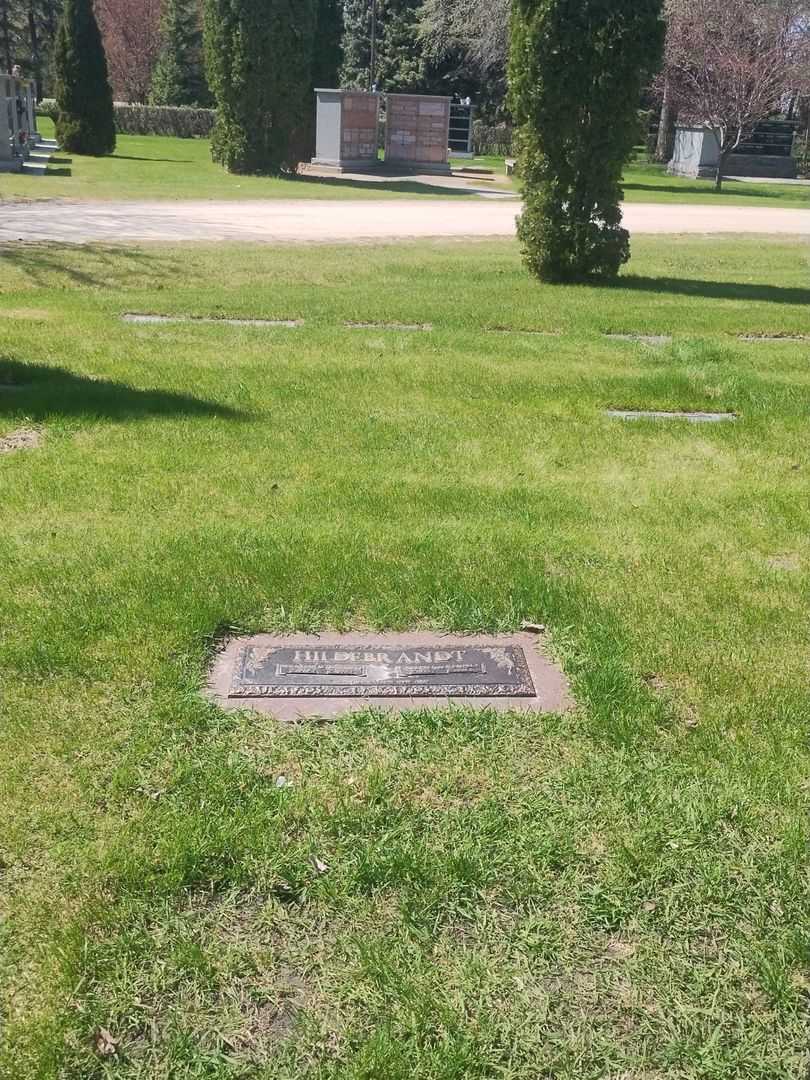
[459,152,810,206]
[2,119,808,206]
[1,236,809,1079]
[0,118,471,202]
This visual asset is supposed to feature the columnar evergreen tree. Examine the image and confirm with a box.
[510,0,665,282]
[53,0,116,154]
[203,0,315,173]
[150,0,188,104]
[150,0,210,106]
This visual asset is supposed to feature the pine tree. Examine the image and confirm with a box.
[340,0,425,91]
[340,0,370,87]
[375,0,425,91]
[312,0,342,90]
[149,0,187,104]
[150,0,209,106]
[510,0,664,282]
[53,0,116,155]
[203,0,315,174]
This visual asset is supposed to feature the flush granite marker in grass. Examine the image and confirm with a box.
[122,313,303,328]
[208,632,572,720]
[606,409,737,423]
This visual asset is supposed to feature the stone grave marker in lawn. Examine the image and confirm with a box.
[606,409,737,423]
[208,632,572,720]
[122,314,303,328]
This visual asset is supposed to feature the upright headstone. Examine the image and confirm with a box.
[312,89,381,172]
[385,94,451,174]
[8,76,29,159]
[0,75,21,170]
[24,81,40,145]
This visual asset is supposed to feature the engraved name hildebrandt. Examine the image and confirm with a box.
[229,644,537,699]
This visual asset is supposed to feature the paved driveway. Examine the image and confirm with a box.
[1,199,808,244]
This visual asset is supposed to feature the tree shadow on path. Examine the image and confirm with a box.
[0,358,243,421]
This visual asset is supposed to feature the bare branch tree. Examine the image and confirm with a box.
[660,0,810,189]
[418,0,510,77]
[96,0,162,102]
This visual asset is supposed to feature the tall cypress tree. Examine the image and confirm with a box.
[53,0,115,155]
[203,0,315,174]
[510,0,664,282]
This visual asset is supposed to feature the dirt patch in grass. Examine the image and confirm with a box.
[643,672,700,728]
[766,554,801,571]
[0,428,41,453]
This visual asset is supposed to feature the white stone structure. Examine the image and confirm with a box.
[0,74,41,170]
[668,123,798,180]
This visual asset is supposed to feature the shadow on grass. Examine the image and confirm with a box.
[295,173,474,197]
[44,167,71,177]
[615,275,810,306]
[112,154,195,163]
[0,244,184,288]
[622,180,807,201]
[0,358,243,421]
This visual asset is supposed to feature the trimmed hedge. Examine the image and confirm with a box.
[38,99,216,138]
[472,121,514,157]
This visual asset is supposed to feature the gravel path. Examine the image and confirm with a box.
[1,198,807,244]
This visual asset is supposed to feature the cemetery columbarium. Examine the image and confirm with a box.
[1,72,43,171]
[312,89,462,175]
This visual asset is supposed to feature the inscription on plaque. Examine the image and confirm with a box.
[228,644,536,699]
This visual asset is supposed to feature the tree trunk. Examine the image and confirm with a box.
[654,79,675,163]
[715,155,726,192]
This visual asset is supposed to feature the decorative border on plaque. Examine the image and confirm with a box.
[228,643,537,699]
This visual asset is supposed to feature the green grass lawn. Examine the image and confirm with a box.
[451,152,810,206]
[621,158,810,207]
[2,118,808,206]
[0,118,472,202]
[1,235,809,1079]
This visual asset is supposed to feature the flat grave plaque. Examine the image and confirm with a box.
[207,632,572,719]
[231,643,534,698]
